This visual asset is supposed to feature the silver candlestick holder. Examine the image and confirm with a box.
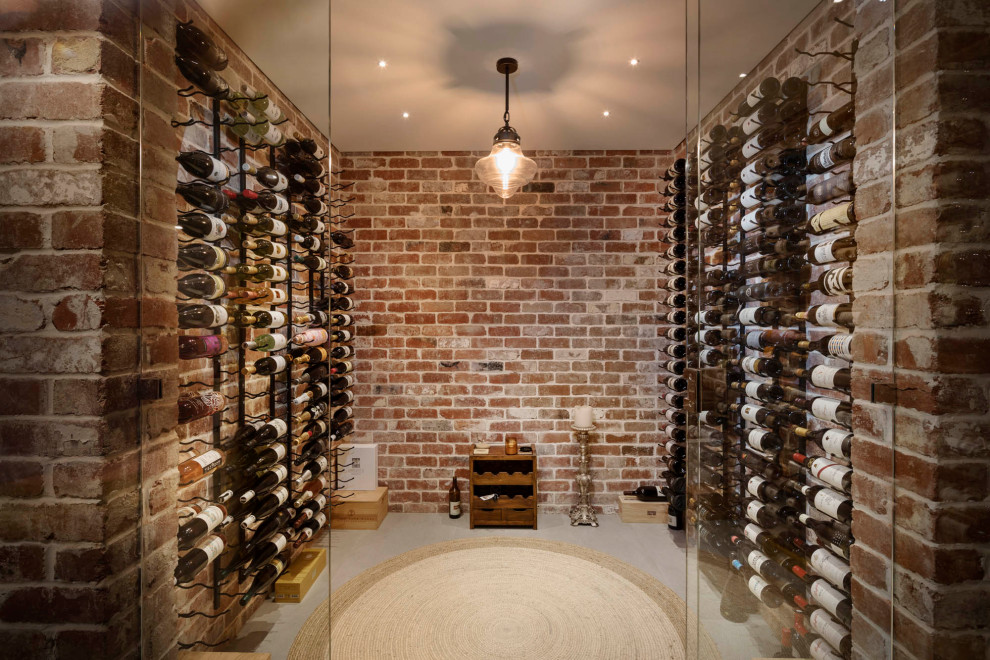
[569,424,599,527]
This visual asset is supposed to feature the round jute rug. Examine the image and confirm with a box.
[289,537,720,660]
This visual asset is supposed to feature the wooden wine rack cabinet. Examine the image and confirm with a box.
[469,446,538,529]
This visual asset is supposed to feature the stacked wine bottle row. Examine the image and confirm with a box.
[657,157,688,530]
[169,19,337,634]
[687,71,857,660]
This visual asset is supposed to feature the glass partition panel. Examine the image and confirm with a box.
[684,2,896,658]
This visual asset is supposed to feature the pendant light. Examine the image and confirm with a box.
[474,57,538,199]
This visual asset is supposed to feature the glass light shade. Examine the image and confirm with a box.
[475,140,538,199]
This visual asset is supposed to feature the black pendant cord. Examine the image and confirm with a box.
[503,70,510,127]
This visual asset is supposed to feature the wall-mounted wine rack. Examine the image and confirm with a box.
[170,19,336,651]
[684,19,858,660]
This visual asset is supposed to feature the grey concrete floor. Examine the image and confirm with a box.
[227,512,777,660]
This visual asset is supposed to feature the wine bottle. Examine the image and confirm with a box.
[176,21,227,70]
[231,188,289,215]
[808,577,852,626]
[177,151,230,183]
[245,213,288,237]
[794,303,854,330]
[178,448,225,485]
[728,555,784,608]
[807,136,856,174]
[175,55,230,98]
[293,456,328,487]
[445,476,463,519]
[242,84,284,123]
[177,181,229,214]
[808,101,854,143]
[174,534,225,585]
[293,512,327,548]
[178,243,229,272]
[798,513,852,555]
[177,504,227,551]
[665,375,688,392]
[178,334,228,360]
[792,453,852,492]
[177,303,228,329]
[623,485,666,502]
[239,482,289,520]
[662,343,686,358]
[176,211,228,242]
[805,428,853,460]
[177,391,225,425]
[805,606,852,656]
[806,170,854,205]
[243,507,293,553]
[729,356,783,378]
[806,236,857,266]
[792,481,852,524]
[242,333,289,352]
[239,557,285,606]
[795,365,851,392]
[666,326,686,342]
[178,272,226,300]
[243,533,291,576]
[802,266,853,296]
[243,238,288,260]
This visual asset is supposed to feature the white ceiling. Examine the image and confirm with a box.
[197,0,329,134]
[198,0,822,152]
[330,0,820,152]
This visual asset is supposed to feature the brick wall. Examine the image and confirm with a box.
[0,1,143,656]
[340,150,672,514]
[0,0,327,657]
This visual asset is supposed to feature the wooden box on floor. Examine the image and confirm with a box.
[331,486,388,530]
[275,548,326,603]
[618,495,667,523]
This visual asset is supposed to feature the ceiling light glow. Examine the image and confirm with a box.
[378,60,387,68]
[603,110,610,117]
[739,73,747,78]
[629,58,639,66]
[402,112,409,118]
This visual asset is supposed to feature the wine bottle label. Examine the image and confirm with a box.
[272,485,289,506]
[746,475,766,498]
[745,331,764,350]
[811,365,842,390]
[739,162,762,186]
[663,424,679,437]
[740,404,761,424]
[746,500,764,523]
[809,607,849,651]
[744,382,764,400]
[810,547,851,590]
[201,535,225,562]
[741,114,762,136]
[740,185,761,209]
[265,311,287,328]
[809,635,844,660]
[260,123,284,147]
[271,533,288,553]
[193,505,226,532]
[747,574,771,600]
[265,242,288,259]
[268,418,288,438]
[747,429,773,451]
[826,334,854,360]
[740,209,761,231]
[814,238,841,264]
[809,457,852,491]
[208,305,229,327]
[810,578,847,617]
[193,449,223,472]
[699,349,719,364]
[450,500,461,516]
[313,494,327,509]
[809,203,854,234]
[811,396,843,423]
[197,214,227,241]
[265,333,289,351]
[698,210,714,227]
[813,488,849,520]
[815,145,837,171]
[738,308,761,325]
[269,443,287,461]
[812,303,844,328]
[743,523,764,546]
[268,355,288,372]
[742,135,762,159]
[740,356,762,374]
[823,267,852,295]
[207,158,229,183]
[817,115,835,138]
[746,549,771,575]
[312,511,327,527]
[821,429,853,457]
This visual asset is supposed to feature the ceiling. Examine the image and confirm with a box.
[197,0,329,134]
[198,0,821,152]
[330,0,820,152]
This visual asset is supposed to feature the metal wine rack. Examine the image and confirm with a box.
[685,20,858,659]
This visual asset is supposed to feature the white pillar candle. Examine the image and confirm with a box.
[574,405,594,428]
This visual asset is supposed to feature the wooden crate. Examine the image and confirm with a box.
[618,495,667,523]
[275,548,326,603]
[331,486,388,530]
[469,446,538,530]
[178,653,271,660]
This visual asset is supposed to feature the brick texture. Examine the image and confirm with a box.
[339,150,671,514]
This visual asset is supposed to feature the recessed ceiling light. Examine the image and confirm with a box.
[629,58,639,66]
[602,110,610,118]
[402,112,409,119]
[739,73,747,78]
[378,60,387,68]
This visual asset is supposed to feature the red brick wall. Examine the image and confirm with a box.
[340,150,673,514]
